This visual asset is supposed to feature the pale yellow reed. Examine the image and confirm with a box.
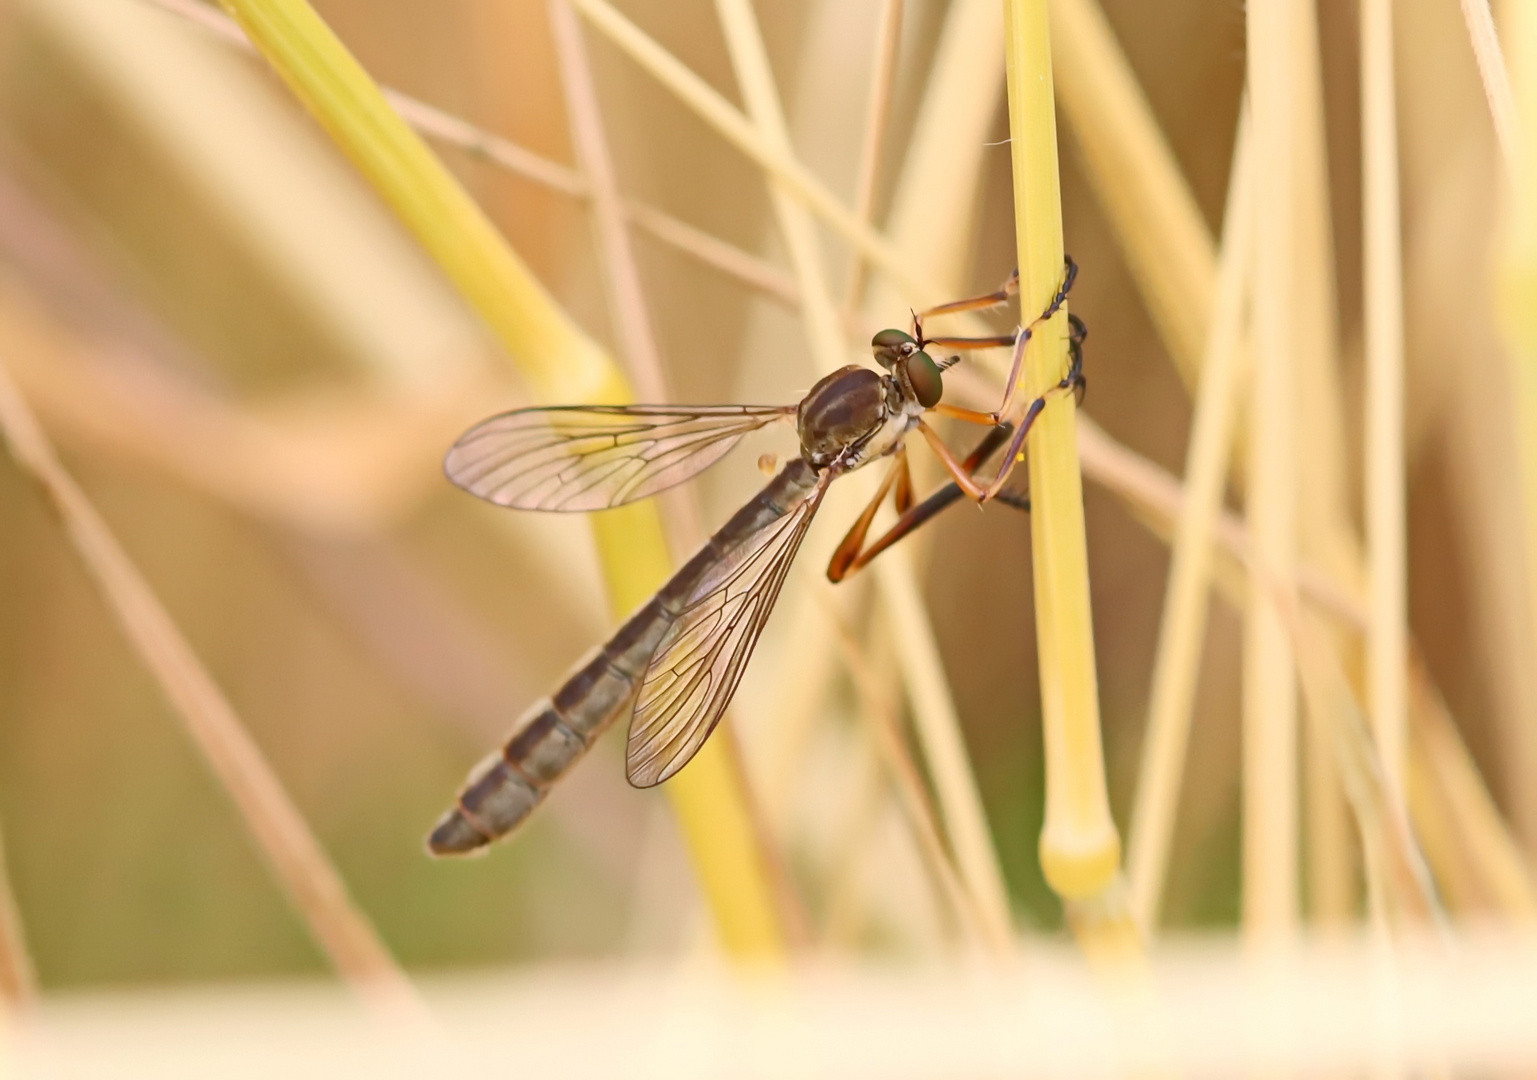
[1361,0,1409,804]
[1244,0,1301,942]
[1048,0,1214,391]
[1002,0,1121,912]
[1126,113,1253,936]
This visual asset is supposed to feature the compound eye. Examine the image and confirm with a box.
[903,350,943,408]
[870,327,917,369]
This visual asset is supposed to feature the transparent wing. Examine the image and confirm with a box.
[445,404,796,512]
[625,474,831,787]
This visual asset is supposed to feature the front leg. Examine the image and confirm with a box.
[826,448,907,583]
[828,424,1027,584]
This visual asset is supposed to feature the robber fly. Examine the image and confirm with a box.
[427,260,1085,856]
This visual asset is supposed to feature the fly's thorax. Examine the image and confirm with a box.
[796,365,895,469]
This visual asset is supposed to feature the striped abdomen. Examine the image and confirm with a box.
[427,460,819,856]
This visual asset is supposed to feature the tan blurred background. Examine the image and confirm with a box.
[0,0,1523,993]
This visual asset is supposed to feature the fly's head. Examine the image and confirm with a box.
[870,328,943,411]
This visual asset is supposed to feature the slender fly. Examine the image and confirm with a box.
[427,260,1085,856]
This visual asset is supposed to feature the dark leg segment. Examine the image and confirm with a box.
[828,424,1027,583]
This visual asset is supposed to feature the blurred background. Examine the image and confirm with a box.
[0,0,1528,1019]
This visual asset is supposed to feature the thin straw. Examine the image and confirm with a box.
[712,0,844,373]
[1126,111,1254,936]
[566,0,939,304]
[827,611,1004,954]
[1243,0,1301,944]
[843,0,904,313]
[1458,0,1520,184]
[0,349,420,1016]
[1048,0,1214,390]
[1361,0,1409,803]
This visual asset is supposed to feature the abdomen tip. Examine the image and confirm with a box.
[426,810,490,857]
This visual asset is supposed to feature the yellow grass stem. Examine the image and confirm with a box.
[0,824,35,1007]
[1244,0,1301,943]
[1458,0,1520,184]
[1126,113,1253,936]
[213,0,785,959]
[547,0,795,943]
[1048,0,1214,390]
[0,343,420,1016]
[1361,0,1409,804]
[1003,0,1120,908]
[711,0,1014,948]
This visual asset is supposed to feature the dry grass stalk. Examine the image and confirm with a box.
[1048,0,1215,389]
[826,611,1006,955]
[565,0,941,304]
[1500,0,1537,870]
[842,0,903,315]
[621,200,802,311]
[713,0,843,372]
[711,0,1013,948]
[875,0,1003,295]
[0,348,419,1015]
[1458,0,1520,183]
[1361,0,1410,803]
[0,823,36,1007]
[1282,604,1441,929]
[1125,112,1253,936]
[1243,0,1302,943]
[1003,0,1124,942]
[1287,1,1362,929]
[548,0,664,401]
[1408,660,1537,920]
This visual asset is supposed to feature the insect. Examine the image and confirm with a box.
[427,260,1085,856]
